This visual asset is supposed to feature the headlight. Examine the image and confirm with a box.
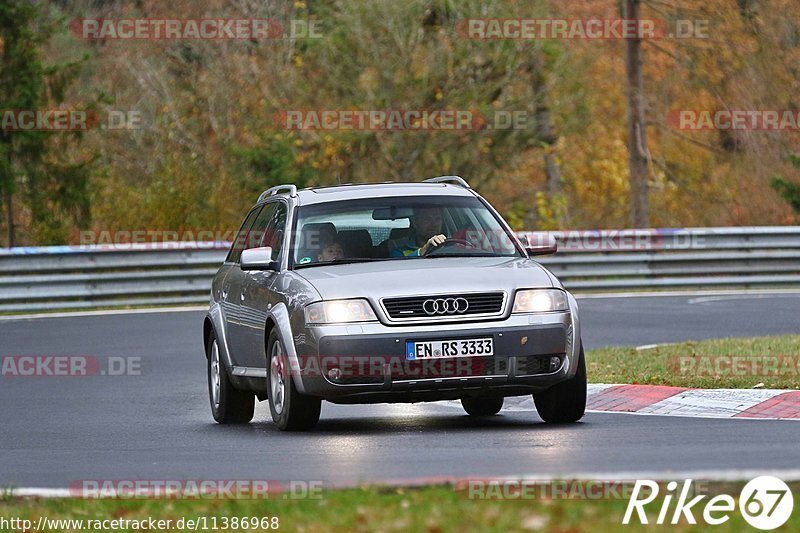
[304,299,378,324]
[512,289,568,313]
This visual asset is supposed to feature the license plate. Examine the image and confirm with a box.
[406,338,493,360]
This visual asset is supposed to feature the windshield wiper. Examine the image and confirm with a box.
[294,257,396,268]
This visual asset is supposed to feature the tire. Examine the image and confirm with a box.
[267,330,321,431]
[461,396,504,416]
[207,330,255,424]
[533,344,587,423]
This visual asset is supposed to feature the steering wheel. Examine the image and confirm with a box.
[445,238,470,246]
[425,238,477,256]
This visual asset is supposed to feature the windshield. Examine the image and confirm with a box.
[290,195,522,268]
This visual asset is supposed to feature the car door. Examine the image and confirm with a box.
[237,201,288,368]
[225,202,275,367]
[220,205,264,357]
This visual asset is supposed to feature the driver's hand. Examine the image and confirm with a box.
[420,234,447,256]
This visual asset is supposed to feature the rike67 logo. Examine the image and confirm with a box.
[623,476,793,530]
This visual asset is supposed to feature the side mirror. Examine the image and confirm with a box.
[240,247,279,271]
[521,233,557,256]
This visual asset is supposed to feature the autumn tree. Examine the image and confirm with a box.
[0,0,91,246]
[13,0,800,243]
[771,154,800,215]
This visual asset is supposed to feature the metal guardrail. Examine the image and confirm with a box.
[528,227,800,291]
[0,227,798,313]
[0,244,228,313]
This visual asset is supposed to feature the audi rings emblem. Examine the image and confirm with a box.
[422,297,470,315]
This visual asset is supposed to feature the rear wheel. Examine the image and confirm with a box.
[532,344,587,423]
[267,330,321,431]
[461,396,504,416]
[207,331,255,424]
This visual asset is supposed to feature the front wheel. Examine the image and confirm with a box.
[267,330,321,431]
[532,344,587,423]
[207,331,255,424]
[461,396,504,416]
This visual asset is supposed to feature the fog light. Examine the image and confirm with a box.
[549,356,562,372]
[327,367,342,381]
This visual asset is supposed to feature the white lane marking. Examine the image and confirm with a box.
[456,469,800,483]
[14,469,800,498]
[10,488,72,498]
[635,343,677,351]
[575,289,800,300]
[637,389,786,418]
[0,306,206,321]
[688,293,800,304]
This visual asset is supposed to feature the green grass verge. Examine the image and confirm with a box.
[587,335,800,389]
[2,483,799,532]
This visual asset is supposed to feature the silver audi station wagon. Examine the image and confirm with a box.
[203,176,586,430]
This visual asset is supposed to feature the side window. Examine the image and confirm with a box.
[262,203,287,260]
[226,206,263,263]
[247,203,277,253]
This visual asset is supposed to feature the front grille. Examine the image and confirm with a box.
[382,292,505,321]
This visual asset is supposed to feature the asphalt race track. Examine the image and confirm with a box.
[1,293,799,489]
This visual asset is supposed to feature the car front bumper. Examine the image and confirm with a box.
[292,311,578,402]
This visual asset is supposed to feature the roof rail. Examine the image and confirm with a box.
[258,184,298,202]
[423,175,471,189]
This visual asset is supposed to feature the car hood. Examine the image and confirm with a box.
[295,256,553,300]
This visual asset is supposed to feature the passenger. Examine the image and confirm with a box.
[389,207,447,257]
[318,238,345,262]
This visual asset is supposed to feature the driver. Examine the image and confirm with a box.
[389,207,447,257]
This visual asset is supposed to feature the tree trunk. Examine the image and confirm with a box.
[543,152,561,196]
[624,0,650,228]
[529,48,564,232]
[531,49,562,196]
[4,189,14,248]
